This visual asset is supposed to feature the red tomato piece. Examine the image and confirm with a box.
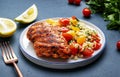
[71,16,79,21]
[79,45,82,52]
[116,40,120,50]
[70,43,79,55]
[93,43,101,50]
[68,0,74,4]
[92,34,100,43]
[62,33,73,42]
[82,8,91,17]
[83,48,94,57]
[74,0,81,5]
[60,27,69,32]
[72,16,77,20]
[59,18,70,26]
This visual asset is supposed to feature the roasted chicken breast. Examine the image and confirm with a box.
[27,22,70,59]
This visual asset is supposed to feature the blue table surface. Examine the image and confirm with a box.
[0,0,120,77]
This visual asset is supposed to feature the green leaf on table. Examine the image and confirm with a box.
[87,0,120,30]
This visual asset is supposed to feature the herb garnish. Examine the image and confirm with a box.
[87,0,120,30]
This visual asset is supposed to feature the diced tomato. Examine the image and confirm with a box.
[71,16,79,22]
[91,34,100,43]
[69,43,79,55]
[79,45,82,52]
[93,43,101,50]
[60,27,69,32]
[72,16,77,20]
[62,33,73,42]
[59,18,70,26]
[83,48,94,57]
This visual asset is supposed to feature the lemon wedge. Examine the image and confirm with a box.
[0,18,17,37]
[14,4,38,24]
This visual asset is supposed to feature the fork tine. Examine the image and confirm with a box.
[0,42,8,62]
[0,41,23,77]
[0,41,18,62]
[5,41,14,59]
[6,41,17,60]
[4,41,13,60]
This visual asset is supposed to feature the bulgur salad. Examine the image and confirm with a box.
[45,16,102,59]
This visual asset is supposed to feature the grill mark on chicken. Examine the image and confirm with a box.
[27,22,70,59]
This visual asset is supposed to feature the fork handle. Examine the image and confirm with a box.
[13,62,23,77]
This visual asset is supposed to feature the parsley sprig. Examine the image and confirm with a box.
[87,0,120,30]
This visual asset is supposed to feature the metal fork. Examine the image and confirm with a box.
[0,41,23,77]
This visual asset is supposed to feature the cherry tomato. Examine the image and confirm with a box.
[59,18,70,26]
[74,0,81,5]
[82,8,91,17]
[62,33,73,42]
[83,48,94,57]
[93,43,101,50]
[116,40,120,50]
[70,43,79,55]
[68,0,74,4]
[60,27,69,32]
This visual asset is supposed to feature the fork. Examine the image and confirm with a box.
[0,41,23,77]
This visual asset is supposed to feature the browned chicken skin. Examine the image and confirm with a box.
[27,22,70,59]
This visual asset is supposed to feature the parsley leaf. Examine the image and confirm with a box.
[87,0,120,30]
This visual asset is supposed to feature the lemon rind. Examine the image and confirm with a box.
[0,18,17,37]
[14,4,38,24]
